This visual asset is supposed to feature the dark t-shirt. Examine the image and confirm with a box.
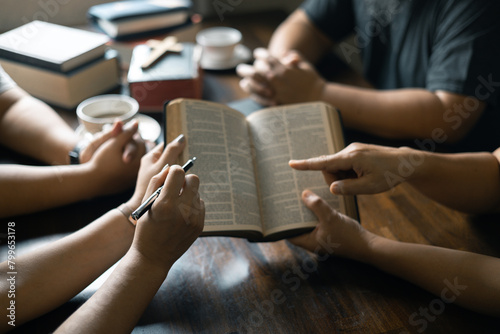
[301,0,500,152]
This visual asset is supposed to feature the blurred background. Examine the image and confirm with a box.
[0,0,303,32]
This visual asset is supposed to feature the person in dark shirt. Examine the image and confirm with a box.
[237,0,500,152]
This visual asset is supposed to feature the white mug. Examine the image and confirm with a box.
[196,27,242,64]
[76,94,139,134]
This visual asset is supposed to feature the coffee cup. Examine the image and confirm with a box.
[196,27,242,64]
[76,94,139,134]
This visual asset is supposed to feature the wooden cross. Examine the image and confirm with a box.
[141,36,184,69]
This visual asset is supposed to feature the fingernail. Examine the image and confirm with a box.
[331,183,343,195]
[161,164,170,172]
[302,190,312,198]
[174,134,185,143]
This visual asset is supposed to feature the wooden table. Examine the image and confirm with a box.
[3,11,500,334]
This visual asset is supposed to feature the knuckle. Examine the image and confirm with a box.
[150,173,164,184]
[186,174,200,187]
[315,155,329,169]
[347,142,363,151]
[267,73,277,82]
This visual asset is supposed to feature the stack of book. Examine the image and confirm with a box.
[0,20,121,109]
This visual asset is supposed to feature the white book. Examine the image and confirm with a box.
[0,50,120,109]
[0,20,109,72]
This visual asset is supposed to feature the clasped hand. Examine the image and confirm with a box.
[78,120,147,196]
[237,48,325,106]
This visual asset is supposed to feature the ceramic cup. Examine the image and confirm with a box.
[196,27,242,64]
[76,94,139,134]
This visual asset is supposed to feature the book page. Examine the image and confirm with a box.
[247,103,344,237]
[170,100,262,235]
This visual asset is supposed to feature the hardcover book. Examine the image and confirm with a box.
[0,21,109,73]
[128,43,202,112]
[88,0,193,40]
[0,50,120,109]
[165,98,359,241]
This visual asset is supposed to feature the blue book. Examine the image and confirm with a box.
[88,0,193,40]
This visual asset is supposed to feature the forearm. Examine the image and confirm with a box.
[0,89,77,165]
[362,234,500,316]
[268,9,333,63]
[403,149,500,213]
[0,209,135,331]
[321,84,474,142]
[0,164,102,218]
[55,249,170,334]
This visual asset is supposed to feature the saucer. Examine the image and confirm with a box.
[200,44,252,70]
[75,114,162,143]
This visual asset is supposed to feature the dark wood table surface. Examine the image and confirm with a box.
[2,11,500,334]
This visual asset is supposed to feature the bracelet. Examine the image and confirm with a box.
[117,203,137,226]
[68,139,89,165]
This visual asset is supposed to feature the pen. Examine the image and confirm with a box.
[131,157,196,221]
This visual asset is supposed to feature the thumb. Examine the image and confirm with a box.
[114,120,140,147]
[331,175,385,195]
[93,121,123,146]
[301,189,336,222]
[288,190,334,251]
[79,121,123,163]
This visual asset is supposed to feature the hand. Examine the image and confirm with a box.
[86,121,147,196]
[131,164,205,270]
[237,48,325,106]
[125,134,187,210]
[288,190,372,261]
[289,143,420,195]
[79,121,145,164]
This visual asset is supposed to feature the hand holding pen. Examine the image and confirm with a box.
[131,157,197,221]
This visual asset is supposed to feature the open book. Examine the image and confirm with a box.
[165,99,359,241]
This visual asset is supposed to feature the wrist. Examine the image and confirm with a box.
[67,139,89,165]
[64,163,104,200]
[397,146,428,183]
[314,77,327,102]
[126,246,172,278]
[357,230,383,265]
[343,228,378,263]
[124,195,143,213]
[117,203,137,227]
[80,162,115,199]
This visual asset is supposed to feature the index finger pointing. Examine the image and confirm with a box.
[289,155,331,170]
[289,153,354,172]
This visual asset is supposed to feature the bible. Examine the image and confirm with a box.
[165,99,359,241]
